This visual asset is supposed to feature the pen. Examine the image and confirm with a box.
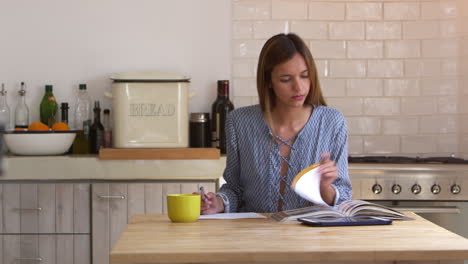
[199,186,208,202]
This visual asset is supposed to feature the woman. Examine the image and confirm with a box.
[202,33,352,214]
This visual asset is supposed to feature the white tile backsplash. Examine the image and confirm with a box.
[385,40,420,58]
[348,136,364,154]
[382,118,418,135]
[438,96,458,114]
[364,136,400,154]
[232,39,265,58]
[384,2,420,20]
[328,97,363,116]
[309,40,346,59]
[422,39,458,58]
[253,21,289,39]
[329,60,366,78]
[233,21,253,39]
[420,79,458,95]
[347,79,384,96]
[403,21,440,39]
[346,3,382,21]
[232,78,257,97]
[321,79,346,97]
[363,98,400,116]
[346,117,381,135]
[347,41,383,59]
[437,134,458,153]
[329,22,365,40]
[384,79,420,96]
[290,22,328,40]
[232,59,257,78]
[420,115,457,133]
[404,60,441,77]
[233,0,271,20]
[401,97,437,115]
[366,22,402,40]
[308,2,345,21]
[231,0,467,156]
[367,60,403,78]
[272,0,308,20]
[402,135,437,153]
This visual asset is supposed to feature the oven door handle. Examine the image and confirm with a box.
[390,206,460,214]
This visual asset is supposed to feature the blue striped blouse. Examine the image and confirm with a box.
[218,104,352,213]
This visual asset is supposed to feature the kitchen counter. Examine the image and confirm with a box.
[110,212,468,264]
[1,155,225,180]
[3,155,468,181]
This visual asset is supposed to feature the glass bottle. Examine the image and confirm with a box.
[14,82,29,129]
[0,84,11,130]
[73,84,92,154]
[89,101,104,154]
[211,80,234,154]
[61,102,72,154]
[102,109,112,148]
[60,102,69,124]
[40,85,58,127]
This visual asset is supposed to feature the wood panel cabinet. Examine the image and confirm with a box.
[1,234,90,264]
[0,179,218,264]
[91,181,216,264]
[0,183,90,234]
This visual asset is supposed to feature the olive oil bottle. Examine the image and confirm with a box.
[89,101,104,154]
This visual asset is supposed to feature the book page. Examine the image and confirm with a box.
[336,200,412,220]
[291,164,328,206]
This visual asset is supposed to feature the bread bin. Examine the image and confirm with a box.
[111,72,189,148]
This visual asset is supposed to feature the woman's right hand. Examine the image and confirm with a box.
[194,192,224,215]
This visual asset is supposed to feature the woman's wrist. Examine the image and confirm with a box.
[216,195,226,213]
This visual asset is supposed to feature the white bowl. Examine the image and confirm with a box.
[3,131,77,156]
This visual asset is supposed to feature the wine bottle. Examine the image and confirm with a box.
[211,80,234,154]
[89,101,104,154]
[40,85,58,127]
[102,109,112,148]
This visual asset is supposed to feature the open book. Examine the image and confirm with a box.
[271,199,413,222]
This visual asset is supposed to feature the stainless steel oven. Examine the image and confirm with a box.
[349,156,468,239]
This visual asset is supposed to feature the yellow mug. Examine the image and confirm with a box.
[167,194,201,223]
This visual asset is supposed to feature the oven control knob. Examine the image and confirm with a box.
[411,184,422,195]
[372,184,382,195]
[431,184,441,195]
[391,184,401,194]
[451,184,461,195]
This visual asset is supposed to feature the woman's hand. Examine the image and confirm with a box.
[193,192,225,215]
[317,152,338,205]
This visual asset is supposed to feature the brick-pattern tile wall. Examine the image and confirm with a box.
[231,0,464,157]
[459,0,468,159]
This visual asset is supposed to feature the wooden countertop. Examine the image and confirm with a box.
[110,212,468,264]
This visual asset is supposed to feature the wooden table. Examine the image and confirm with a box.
[110,213,468,264]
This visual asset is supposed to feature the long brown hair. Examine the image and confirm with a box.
[256,33,327,116]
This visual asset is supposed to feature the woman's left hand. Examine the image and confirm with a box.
[317,152,338,205]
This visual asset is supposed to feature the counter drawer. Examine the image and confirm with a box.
[0,183,90,234]
[2,234,90,264]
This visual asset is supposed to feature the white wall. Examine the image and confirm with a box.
[0,0,231,127]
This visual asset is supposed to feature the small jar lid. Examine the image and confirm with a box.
[190,113,210,123]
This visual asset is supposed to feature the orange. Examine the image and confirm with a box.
[28,122,49,131]
[51,122,70,131]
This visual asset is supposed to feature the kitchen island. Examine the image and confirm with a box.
[110,212,468,264]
